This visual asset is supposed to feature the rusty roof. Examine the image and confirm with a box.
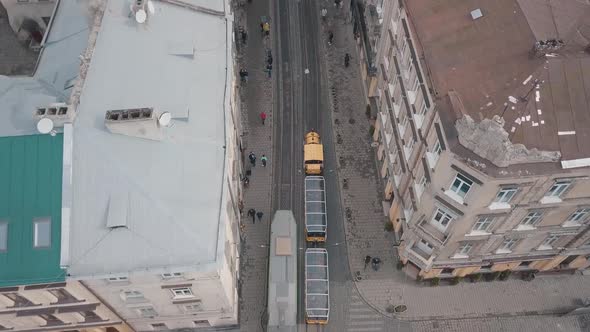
[406,0,590,163]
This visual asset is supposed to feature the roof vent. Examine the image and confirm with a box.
[33,103,76,129]
[104,108,165,141]
[131,0,154,24]
[470,8,483,20]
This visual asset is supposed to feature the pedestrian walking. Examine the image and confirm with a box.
[364,255,372,270]
[328,31,334,45]
[321,7,327,21]
[263,22,270,36]
[267,54,273,65]
[261,154,268,167]
[248,152,256,166]
[260,111,267,125]
[247,208,256,224]
[266,63,272,78]
[241,30,248,45]
[239,68,248,82]
[256,211,264,222]
[344,53,350,67]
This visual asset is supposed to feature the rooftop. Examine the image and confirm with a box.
[0,134,65,287]
[0,0,90,137]
[64,0,232,277]
[406,0,590,170]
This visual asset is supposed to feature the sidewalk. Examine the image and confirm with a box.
[322,2,590,324]
[235,2,274,332]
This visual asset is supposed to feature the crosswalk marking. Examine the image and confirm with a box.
[347,327,385,332]
[350,314,383,319]
[349,320,385,326]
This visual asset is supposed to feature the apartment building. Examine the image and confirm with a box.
[370,0,590,279]
[1,0,242,330]
[59,0,242,330]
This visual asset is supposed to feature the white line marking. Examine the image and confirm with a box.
[558,131,576,135]
[523,75,533,85]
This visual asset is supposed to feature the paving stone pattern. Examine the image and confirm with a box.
[235,3,274,332]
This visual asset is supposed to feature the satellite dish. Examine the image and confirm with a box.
[135,9,147,23]
[158,112,172,127]
[37,118,54,134]
[147,1,155,15]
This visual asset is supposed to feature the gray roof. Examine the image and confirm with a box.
[0,0,90,137]
[66,0,232,276]
[267,211,298,331]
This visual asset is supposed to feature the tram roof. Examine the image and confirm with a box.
[305,176,327,232]
[305,248,329,317]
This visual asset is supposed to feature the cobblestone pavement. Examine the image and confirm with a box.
[0,2,38,75]
[235,1,274,331]
[322,0,590,329]
[410,314,590,332]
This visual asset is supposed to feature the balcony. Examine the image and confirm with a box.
[417,219,448,245]
[405,247,431,270]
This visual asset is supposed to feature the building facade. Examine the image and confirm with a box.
[1,0,243,331]
[370,0,590,279]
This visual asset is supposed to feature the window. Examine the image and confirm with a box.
[499,239,518,251]
[137,307,157,317]
[39,314,63,326]
[33,217,51,248]
[432,140,442,155]
[410,74,419,92]
[121,290,144,302]
[80,310,102,322]
[541,235,560,248]
[416,239,433,255]
[431,207,454,231]
[0,221,7,252]
[4,293,35,307]
[161,272,183,279]
[546,180,571,197]
[194,320,210,327]
[405,137,415,151]
[107,276,128,282]
[567,208,590,224]
[472,216,494,233]
[449,173,473,199]
[457,243,473,255]
[418,102,427,117]
[48,289,79,304]
[151,323,167,330]
[171,287,193,299]
[184,302,203,312]
[520,211,543,227]
[494,187,517,203]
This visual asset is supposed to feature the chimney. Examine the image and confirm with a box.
[33,103,76,127]
[104,108,164,141]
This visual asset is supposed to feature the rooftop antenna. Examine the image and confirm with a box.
[131,0,147,24]
[158,112,172,127]
[37,118,57,136]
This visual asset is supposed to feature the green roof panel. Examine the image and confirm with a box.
[0,134,65,287]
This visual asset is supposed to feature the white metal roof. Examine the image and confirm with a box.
[305,176,327,233]
[305,248,329,319]
[65,0,233,276]
[268,211,297,330]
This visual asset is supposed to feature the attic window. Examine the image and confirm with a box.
[109,113,119,121]
[58,107,68,115]
[106,192,128,229]
[130,111,140,119]
[47,108,57,115]
[36,108,46,116]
